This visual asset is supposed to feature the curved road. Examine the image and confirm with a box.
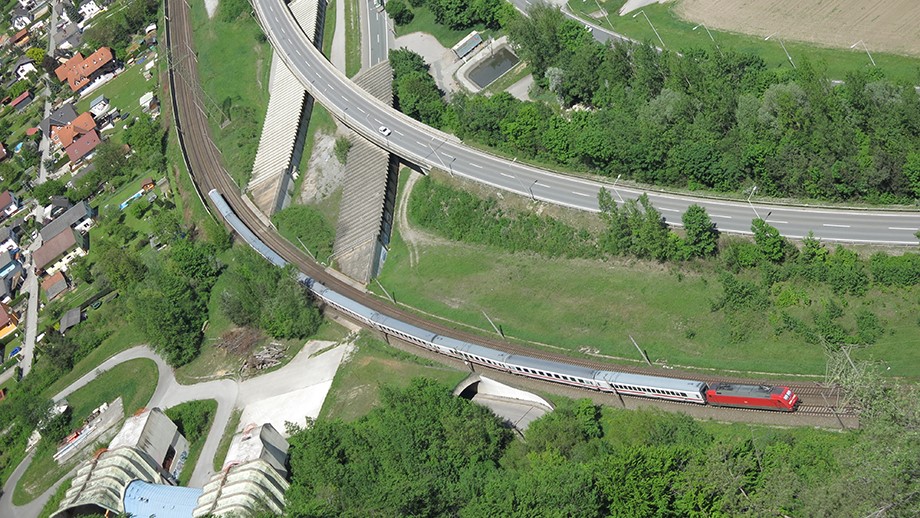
[0,346,238,518]
[0,337,348,517]
[254,0,920,245]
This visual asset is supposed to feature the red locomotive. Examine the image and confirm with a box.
[705,383,799,412]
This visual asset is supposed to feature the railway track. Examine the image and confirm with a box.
[163,0,854,418]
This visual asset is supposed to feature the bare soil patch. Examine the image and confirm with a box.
[299,131,347,204]
[674,0,920,57]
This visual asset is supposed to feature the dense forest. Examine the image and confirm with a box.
[284,377,919,517]
[391,5,920,203]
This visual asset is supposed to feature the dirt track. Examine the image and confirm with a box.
[674,0,920,57]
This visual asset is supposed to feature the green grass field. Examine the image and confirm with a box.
[567,0,920,84]
[42,299,149,398]
[75,53,158,121]
[396,6,490,49]
[14,359,158,505]
[372,190,920,379]
[321,0,336,57]
[165,399,217,486]
[319,333,468,421]
[188,0,271,187]
[212,408,242,471]
[345,0,361,77]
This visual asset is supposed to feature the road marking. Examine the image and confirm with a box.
[444,153,455,159]
[659,207,679,212]
[766,220,788,224]
[500,173,515,178]
[889,227,919,231]
[377,34,380,44]
[822,223,850,228]
[356,106,366,113]
[416,141,424,146]
[470,163,483,168]
[711,214,732,219]
[572,191,591,197]
[394,130,404,136]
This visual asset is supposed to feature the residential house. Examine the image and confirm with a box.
[13,56,36,80]
[88,94,108,117]
[0,302,18,340]
[17,0,35,10]
[10,90,32,111]
[0,225,19,253]
[42,195,71,222]
[39,200,93,242]
[10,7,32,31]
[38,103,78,139]
[77,0,100,23]
[0,191,20,220]
[41,270,69,301]
[64,129,100,164]
[33,228,85,275]
[55,22,83,51]
[54,47,115,93]
[141,178,155,191]
[12,28,30,48]
[0,251,23,303]
[51,110,95,148]
[0,143,7,161]
[43,110,101,164]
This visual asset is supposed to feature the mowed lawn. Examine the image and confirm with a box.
[567,0,920,84]
[75,54,158,118]
[374,229,920,379]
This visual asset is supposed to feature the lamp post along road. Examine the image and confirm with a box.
[747,185,761,220]
[850,40,876,66]
[765,32,796,69]
[693,23,723,57]
[633,10,665,49]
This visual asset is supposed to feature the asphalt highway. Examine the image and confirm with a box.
[364,0,389,66]
[254,0,920,245]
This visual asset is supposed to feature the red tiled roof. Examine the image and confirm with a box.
[12,29,28,42]
[0,191,13,210]
[41,270,66,292]
[10,90,31,107]
[54,48,114,91]
[53,112,96,148]
[55,53,83,82]
[25,127,38,136]
[64,130,101,163]
[33,230,77,271]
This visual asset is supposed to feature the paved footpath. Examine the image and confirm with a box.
[0,340,348,517]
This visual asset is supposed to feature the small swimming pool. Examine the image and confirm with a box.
[119,190,145,210]
[467,48,520,89]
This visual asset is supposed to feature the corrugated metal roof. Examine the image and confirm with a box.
[123,480,201,518]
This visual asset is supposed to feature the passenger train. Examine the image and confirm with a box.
[208,189,799,412]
